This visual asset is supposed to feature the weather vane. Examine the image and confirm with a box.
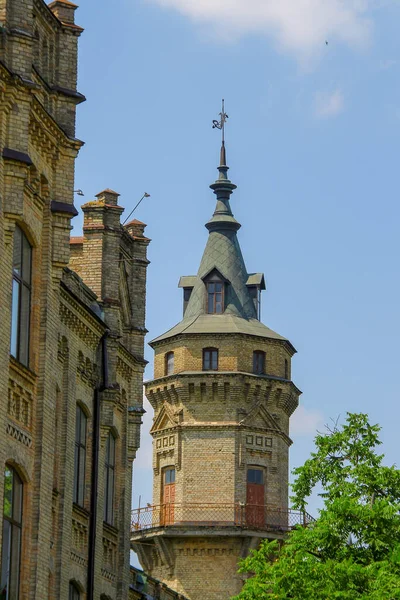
[212,99,228,144]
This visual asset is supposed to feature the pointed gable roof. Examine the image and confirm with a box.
[150,403,179,434]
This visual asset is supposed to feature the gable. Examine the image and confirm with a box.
[150,403,178,434]
[240,403,281,432]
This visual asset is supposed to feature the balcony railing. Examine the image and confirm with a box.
[131,503,314,534]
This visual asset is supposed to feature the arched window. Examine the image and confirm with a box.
[104,432,115,525]
[207,281,224,314]
[253,351,265,375]
[203,348,218,371]
[165,351,174,376]
[10,226,32,366]
[69,581,80,600]
[74,405,87,506]
[1,466,23,598]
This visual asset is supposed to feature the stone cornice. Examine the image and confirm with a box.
[145,371,302,397]
[31,96,83,151]
[60,284,106,346]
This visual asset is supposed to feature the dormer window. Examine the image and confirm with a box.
[207,282,224,314]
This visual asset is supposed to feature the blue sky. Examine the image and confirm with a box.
[72,0,400,522]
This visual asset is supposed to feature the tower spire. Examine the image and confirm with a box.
[208,99,239,231]
[212,99,228,167]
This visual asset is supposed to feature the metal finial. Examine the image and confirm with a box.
[212,99,228,145]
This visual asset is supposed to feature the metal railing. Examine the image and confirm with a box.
[131,503,314,534]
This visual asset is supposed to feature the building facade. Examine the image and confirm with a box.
[131,143,311,600]
[0,1,149,598]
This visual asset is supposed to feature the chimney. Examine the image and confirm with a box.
[48,0,78,25]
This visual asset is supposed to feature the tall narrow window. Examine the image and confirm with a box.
[165,352,174,376]
[104,433,115,525]
[11,226,32,367]
[207,282,224,314]
[203,348,218,371]
[1,466,23,599]
[253,351,265,375]
[69,582,80,600]
[74,405,87,506]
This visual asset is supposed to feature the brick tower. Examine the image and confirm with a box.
[131,140,308,599]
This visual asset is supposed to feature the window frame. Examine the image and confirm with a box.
[104,432,116,525]
[165,351,174,376]
[74,405,87,507]
[202,347,219,371]
[253,350,266,375]
[206,281,224,314]
[69,581,80,600]
[10,226,32,367]
[1,465,23,599]
[247,467,264,485]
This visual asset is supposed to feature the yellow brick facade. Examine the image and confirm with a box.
[0,2,149,599]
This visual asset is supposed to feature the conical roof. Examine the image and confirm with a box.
[150,144,293,350]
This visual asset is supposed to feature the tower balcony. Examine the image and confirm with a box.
[131,502,314,540]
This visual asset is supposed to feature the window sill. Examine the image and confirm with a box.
[103,521,118,536]
[72,503,90,519]
[9,355,37,383]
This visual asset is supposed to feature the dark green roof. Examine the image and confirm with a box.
[151,145,293,348]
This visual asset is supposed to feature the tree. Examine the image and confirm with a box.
[233,413,400,599]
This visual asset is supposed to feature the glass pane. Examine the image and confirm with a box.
[10,280,20,358]
[207,294,214,314]
[74,445,79,503]
[80,411,86,446]
[12,472,22,523]
[3,468,13,518]
[13,227,22,274]
[215,302,222,314]
[75,406,81,442]
[203,352,210,370]
[107,468,114,523]
[10,525,21,598]
[104,465,108,522]
[211,351,218,370]
[19,284,30,366]
[109,435,115,466]
[22,234,32,285]
[78,448,85,505]
[167,353,174,375]
[208,283,215,293]
[215,283,223,292]
[1,520,11,593]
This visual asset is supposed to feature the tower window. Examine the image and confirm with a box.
[165,352,174,376]
[74,405,87,506]
[10,226,32,367]
[207,282,224,314]
[203,348,218,371]
[253,351,265,375]
[1,466,23,599]
[104,432,116,525]
[285,359,289,379]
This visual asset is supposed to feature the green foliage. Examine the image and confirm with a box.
[233,413,400,599]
